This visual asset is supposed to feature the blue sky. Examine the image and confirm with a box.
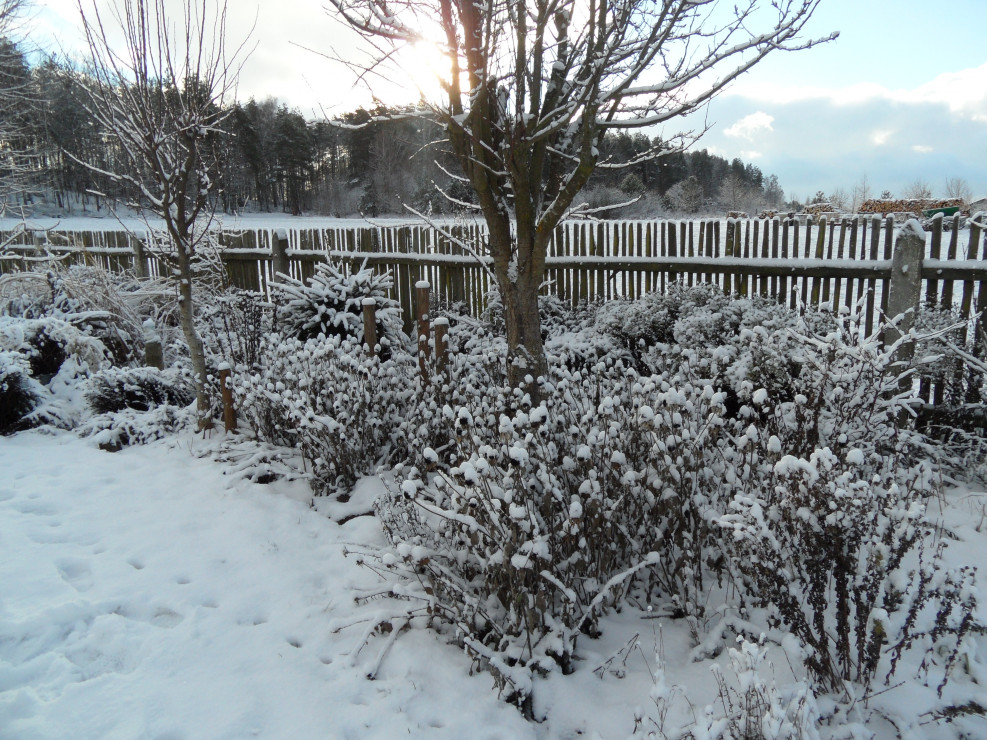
[28,0,987,202]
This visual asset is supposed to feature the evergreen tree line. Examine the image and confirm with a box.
[1,49,785,218]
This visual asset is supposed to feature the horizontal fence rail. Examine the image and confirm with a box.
[2,215,985,346]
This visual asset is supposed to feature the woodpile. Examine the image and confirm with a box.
[802,202,837,217]
[859,198,964,216]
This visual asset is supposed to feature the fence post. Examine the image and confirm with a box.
[415,280,431,383]
[32,230,47,255]
[131,232,148,279]
[362,297,378,358]
[272,229,290,283]
[434,316,449,375]
[143,318,164,370]
[884,220,925,363]
[218,363,237,433]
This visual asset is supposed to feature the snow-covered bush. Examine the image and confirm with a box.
[364,289,979,710]
[197,289,271,372]
[234,331,416,495]
[595,283,821,407]
[2,266,160,367]
[78,403,195,449]
[0,315,111,430]
[0,349,42,435]
[86,365,194,414]
[272,260,401,352]
[717,316,978,694]
[372,359,742,710]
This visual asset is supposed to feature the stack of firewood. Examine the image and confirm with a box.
[858,198,964,216]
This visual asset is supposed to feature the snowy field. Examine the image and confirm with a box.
[2,429,986,740]
[0,431,537,740]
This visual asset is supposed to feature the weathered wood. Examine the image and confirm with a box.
[885,224,925,358]
[272,230,290,283]
[415,281,431,384]
[219,366,237,433]
[362,298,378,358]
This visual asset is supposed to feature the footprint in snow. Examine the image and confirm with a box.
[56,557,94,592]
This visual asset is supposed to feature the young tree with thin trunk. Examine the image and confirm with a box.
[328,0,834,390]
[74,0,249,430]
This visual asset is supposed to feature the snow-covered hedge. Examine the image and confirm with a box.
[349,289,978,709]
[233,332,417,494]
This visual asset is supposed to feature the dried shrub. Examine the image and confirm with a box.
[233,331,416,495]
[86,365,194,415]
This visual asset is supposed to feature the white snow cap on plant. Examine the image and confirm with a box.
[752,388,768,405]
[845,448,865,465]
[141,318,160,342]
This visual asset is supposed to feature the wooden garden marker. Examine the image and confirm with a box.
[415,280,431,383]
[142,318,164,370]
[362,297,378,358]
[218,363,237,433]
[434,317,449,375]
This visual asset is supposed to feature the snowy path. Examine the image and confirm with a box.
[0,432,535,740]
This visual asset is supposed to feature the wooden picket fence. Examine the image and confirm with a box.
[3,215,986,346]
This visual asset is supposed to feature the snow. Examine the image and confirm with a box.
[8,430,981,738]
[0,432,535,740]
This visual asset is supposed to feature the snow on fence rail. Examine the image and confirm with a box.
[2,214,986,343]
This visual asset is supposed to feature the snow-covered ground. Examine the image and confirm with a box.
[3,429,986,740]
[0,431,535,740]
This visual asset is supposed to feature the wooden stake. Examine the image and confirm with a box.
[415,280,431,383]
[219,365,237,433]
[362,297,378,358]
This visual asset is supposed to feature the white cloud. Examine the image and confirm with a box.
[740,150,763,160]
[728,63,987,124]
[871,130,894,146]
[724,112,774,140]
[912,145,933,154]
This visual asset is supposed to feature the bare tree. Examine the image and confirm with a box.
[0,0,41,211]
[850,173,870,213]
[75,0,249,429]
[902,177,932,200]
[943,176,972,204]
[329,0,834,389]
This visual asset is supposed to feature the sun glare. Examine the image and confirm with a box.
[382,40,449,105]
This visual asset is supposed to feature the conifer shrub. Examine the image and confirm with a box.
[272,260,401,353]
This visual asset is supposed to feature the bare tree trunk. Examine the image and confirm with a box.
[174,242,212,430]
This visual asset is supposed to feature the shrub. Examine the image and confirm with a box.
[233,331,416,495]
[86,366,195,415]
[717,315,978,694]
[78,404,195,449]
[272,260,401,352]
[0,350,42,435]
[372,360,738,710]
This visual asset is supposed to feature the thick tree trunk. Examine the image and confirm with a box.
[488,223,549,396]
[501,273,547,391]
